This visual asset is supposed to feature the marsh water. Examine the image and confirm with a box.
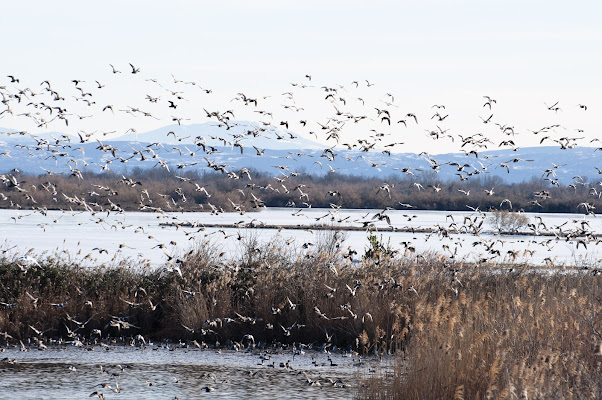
[0,344,382,399]
[0,207,600,267]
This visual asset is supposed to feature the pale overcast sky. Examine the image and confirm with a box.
[2,0,601,153]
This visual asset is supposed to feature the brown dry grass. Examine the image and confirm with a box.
[357,267,602,399]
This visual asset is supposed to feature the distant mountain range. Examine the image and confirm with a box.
[113,121,326,150]
[1,123,600,185]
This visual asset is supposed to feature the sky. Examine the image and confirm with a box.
[1,0,601,154]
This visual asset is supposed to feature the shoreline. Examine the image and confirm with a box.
[158,220,599,239]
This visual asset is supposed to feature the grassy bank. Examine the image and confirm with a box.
[1,238,601,398]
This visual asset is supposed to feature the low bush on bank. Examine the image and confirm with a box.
[490,209,530,233]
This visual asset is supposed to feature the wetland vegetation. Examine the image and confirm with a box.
[1,234,600,399]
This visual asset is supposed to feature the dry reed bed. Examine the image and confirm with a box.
[358,267,602,399]
[1,238,601,399]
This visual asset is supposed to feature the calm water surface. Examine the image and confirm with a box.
[0,344,382,399]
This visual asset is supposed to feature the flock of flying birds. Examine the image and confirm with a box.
[0,63,600,268]
[1,63,601,397]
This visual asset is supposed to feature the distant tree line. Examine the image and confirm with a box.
[0,167,600,214]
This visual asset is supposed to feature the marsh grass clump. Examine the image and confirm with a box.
[363,232,394,262]
[0,254,166,339]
